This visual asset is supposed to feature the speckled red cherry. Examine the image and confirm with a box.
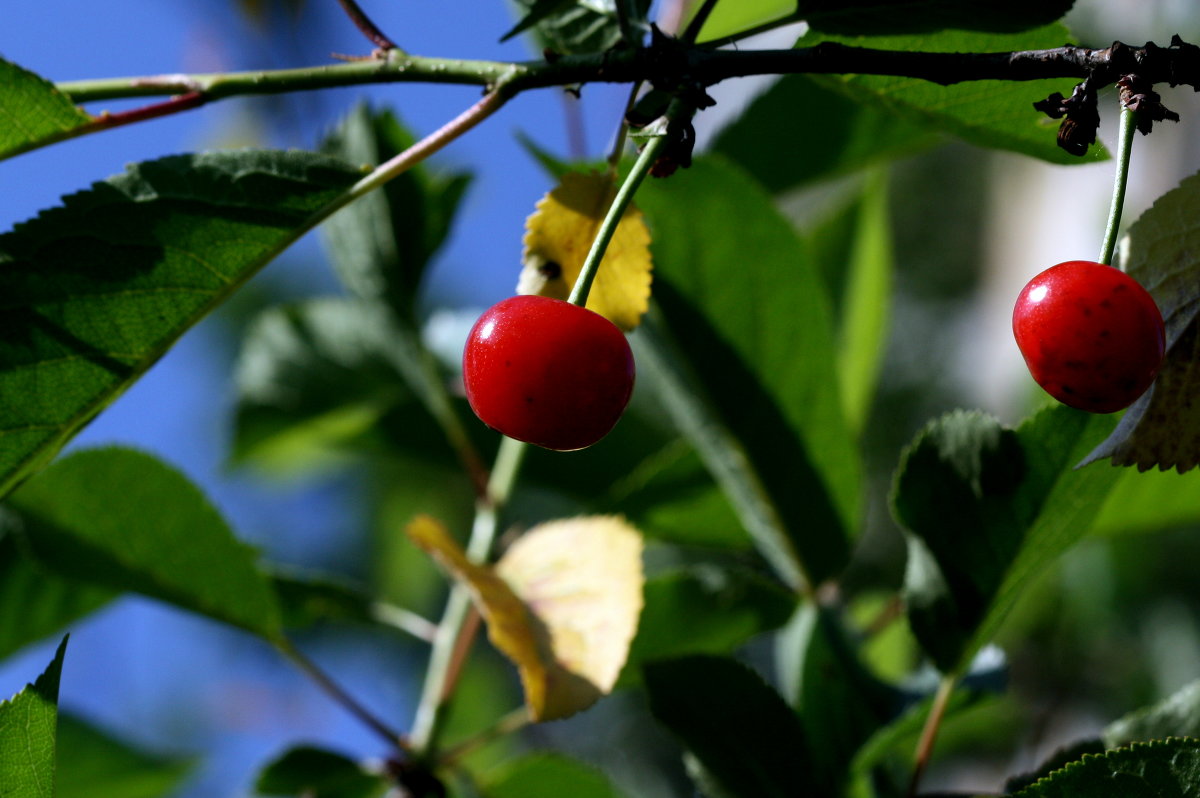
[1012,260,1165,413]
[462,295,635,451]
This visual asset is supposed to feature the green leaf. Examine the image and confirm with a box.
[775,603,899,794]
[833,169,894,434]
[270,568,436,641]
[0,150,361,500]
[693,0,794,43]
[892,406,1119,673]
[480,752,629,798]
[712,76,935,193]
[1105,679,1200,747]
[0,526,115,660]
[798,25,1098,165]
[505,0,652,54]
[643,655,816,798]
[618,566,794,686]
[635,155,861,588]
[255,745,387,798]
[0,57,93,161]
[1004,738,1108,794]
[56,713,194,798]
[1010,739,1200,797]
[231,298,411,473]
[797,0,1076,35]
[321,104,471,323]
[0,636,67,798]
[7,447,284,639]
[1081,171,1200,471]
[1090,467,1200,537]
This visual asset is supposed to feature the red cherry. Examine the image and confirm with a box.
[1012,260,1165,413]
[462,295,635,451]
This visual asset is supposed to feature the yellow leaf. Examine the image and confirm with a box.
[518,172,653,331]
[497,516,644,714]
[406,515,644,721]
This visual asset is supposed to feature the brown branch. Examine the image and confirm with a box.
[336,0,399,52]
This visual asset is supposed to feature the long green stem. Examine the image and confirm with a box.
[568,133,667,306]
[409,436,528,752]
[1099,107,1137,267]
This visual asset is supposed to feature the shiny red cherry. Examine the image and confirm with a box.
[463,295,635,451]
[1012,260,1165,413]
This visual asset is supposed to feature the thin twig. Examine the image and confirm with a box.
[907,675,958,798]
[279,637,410,752]
[436,707,532,766]
[336,0,399,51]
[680,0,721,44]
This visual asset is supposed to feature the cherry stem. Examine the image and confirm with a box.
[906,674,958,798]
[567,131,667,307]
[1099,107,1137,267]
[335,0,399,52]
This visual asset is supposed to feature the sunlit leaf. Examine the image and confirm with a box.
[1081,171,1200,471]
[0,57,93,161]
[0,150,361,500]
[0,637,67,798]
[797,0,1077,35]
[693,0,794,43]
[407,515,643,721]
[7,447,284,640]
[519,171,652,331]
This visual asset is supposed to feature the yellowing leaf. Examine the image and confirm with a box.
[497,516,644,706]
[406,515,644,721]
[519,172,652,331]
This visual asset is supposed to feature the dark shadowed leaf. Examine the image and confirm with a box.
[0,57,92,161]
[619,566,794,686]
[892,406,1119,673]
[56,713,194,798]
[255,745,387,798]
[7,447,283,639]
[270,567,437,641]
[0,527,115,661]
[0,150,361,499]
[644,655,816,798]
[635,155,860,589]
[795,25,1096,165]
[0,636,67,798]
[776,603,900,794]
[1010,739,1200,797]
[480,752,629,798]
[797,0,1076,35]
[321,105,471,323]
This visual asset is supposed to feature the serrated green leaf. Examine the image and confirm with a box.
[0,57,93,161]
[0,637,67,798]
[7,447,284,639]
[618,566,793,687]
[1106,680,1200,747]
[644,655,816,798]
[798,25,1099,165]
[0,526,115,661]
[1090,466,1200,536]
[712,75,936,192]
[255,745,387,798]
[56,713,194,798]
[1011,739,1200,797]
[321,104,471,323]
[892,406,1119,673]
[1081,171,1200,471]
[0,150,361,500]
[776,603,899,794]
[231,298,411,473]
[480,752,629,798]
[797,0,1076,35]
[635,154,861,589]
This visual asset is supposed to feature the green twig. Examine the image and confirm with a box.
[1099,107,1137,267]
[568,132,667,307]
[436,707,532,766]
